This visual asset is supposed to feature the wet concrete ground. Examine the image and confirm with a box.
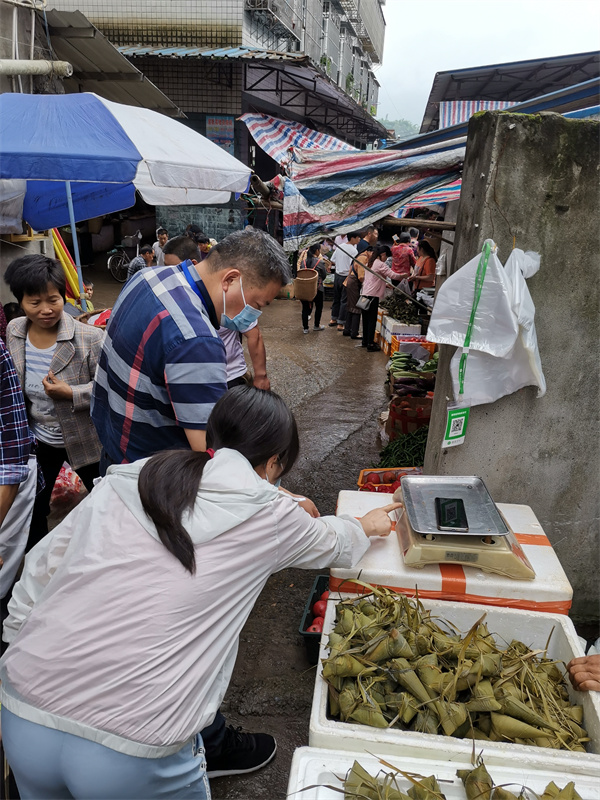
[85,264,390,799]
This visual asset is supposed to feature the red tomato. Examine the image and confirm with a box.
[308,617,324,632]
[320,590,330,602]
[382,470,396,483]
[364,472,381,485]
[312,600,327,618]
[391,480,402,491]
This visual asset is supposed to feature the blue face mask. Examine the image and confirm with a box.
[221,277,262,332]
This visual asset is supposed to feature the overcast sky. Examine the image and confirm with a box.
[374,0,600,126]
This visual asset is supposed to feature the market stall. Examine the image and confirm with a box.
[288,233,598,798]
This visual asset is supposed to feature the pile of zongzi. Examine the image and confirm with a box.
[340,759,582,800]
[322,588,588,751]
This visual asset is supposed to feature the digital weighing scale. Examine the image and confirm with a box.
[395,476,535,580]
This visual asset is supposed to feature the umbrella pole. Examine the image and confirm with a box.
[65,181,88,312]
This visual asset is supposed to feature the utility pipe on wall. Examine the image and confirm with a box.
[0,59,72,76]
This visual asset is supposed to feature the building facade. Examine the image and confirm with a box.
[50,0,384,115]
[47,0,387,237]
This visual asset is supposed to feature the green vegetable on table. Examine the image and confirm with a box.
[376,427,429,468]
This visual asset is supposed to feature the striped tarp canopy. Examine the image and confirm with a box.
[239,112,355,165]
[438,100,517,129]
[282,139,465,251]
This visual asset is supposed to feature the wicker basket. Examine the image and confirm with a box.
[294,268,318,301]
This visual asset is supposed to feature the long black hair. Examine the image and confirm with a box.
[138,386,300,574]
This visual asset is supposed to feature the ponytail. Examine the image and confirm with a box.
[136,386,300,574]
[138,450,211,574]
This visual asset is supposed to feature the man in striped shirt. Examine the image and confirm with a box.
[92,229,291,467]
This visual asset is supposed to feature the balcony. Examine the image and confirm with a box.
[337,0,384,63]
[244,0,300,44]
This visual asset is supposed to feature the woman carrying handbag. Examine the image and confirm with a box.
[359,245,395,352]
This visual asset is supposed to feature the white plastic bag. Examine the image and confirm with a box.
[445,247,546,408]
[427,239,518,356]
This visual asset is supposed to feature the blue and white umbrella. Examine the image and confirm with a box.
[0,92,251,307]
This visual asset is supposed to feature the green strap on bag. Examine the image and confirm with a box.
[457,240,492,396]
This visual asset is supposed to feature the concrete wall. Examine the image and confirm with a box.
[424,112,600,623]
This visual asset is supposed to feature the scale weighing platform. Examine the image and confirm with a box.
[397,475,534,580]
[331,480,572,614]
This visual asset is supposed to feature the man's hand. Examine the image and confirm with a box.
[253,374,271,391]
[567,655,600,692]
[42,370,73,401]
[360,502,403,538]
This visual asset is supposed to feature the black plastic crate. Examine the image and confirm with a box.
[298,574,329,665]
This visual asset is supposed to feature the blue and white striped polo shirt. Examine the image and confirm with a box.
[91,261,226,464]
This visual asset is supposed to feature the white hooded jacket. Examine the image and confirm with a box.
[0,448,370,758]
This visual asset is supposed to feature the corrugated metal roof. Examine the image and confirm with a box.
[420,51,600,133]
[119,43,387,141]
[391,77,600,151]
[44,10,184,117]
[117,45,307,62]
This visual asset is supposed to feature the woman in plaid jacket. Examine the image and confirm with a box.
[5,255,104,551]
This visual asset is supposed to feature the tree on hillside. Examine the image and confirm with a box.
[377,117,419,141]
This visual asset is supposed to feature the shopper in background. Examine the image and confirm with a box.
[343,244,372,340]
[152,228,169,267]
[390,232,416,282]
[219,323,269,390]
[126,245,154,281]
[300,242,328,334]
[1,386,399,799]
[409,240,437,291]
[84,283,95,312]
[329,231,360,330]
[360,244,395,352]
[0,338,39,599]
[409,227,420,253]
[356,225,379,255]
[4,255,103,552]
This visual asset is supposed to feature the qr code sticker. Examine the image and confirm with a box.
[450,417,464,436]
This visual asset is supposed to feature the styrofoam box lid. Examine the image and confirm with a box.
[288,747,600,799]
[333,492,572,606]
[309,595,600,776]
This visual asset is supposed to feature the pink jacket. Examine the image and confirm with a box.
[361,258,396,299]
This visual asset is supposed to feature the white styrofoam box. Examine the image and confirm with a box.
[387,320,421,336]
[288,747,600,800]
[310,596,600,776]
[331,492,573,612]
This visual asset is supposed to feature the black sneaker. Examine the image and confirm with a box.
[206,726,277,779]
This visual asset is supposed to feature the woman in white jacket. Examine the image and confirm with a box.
[1,386,399,800]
